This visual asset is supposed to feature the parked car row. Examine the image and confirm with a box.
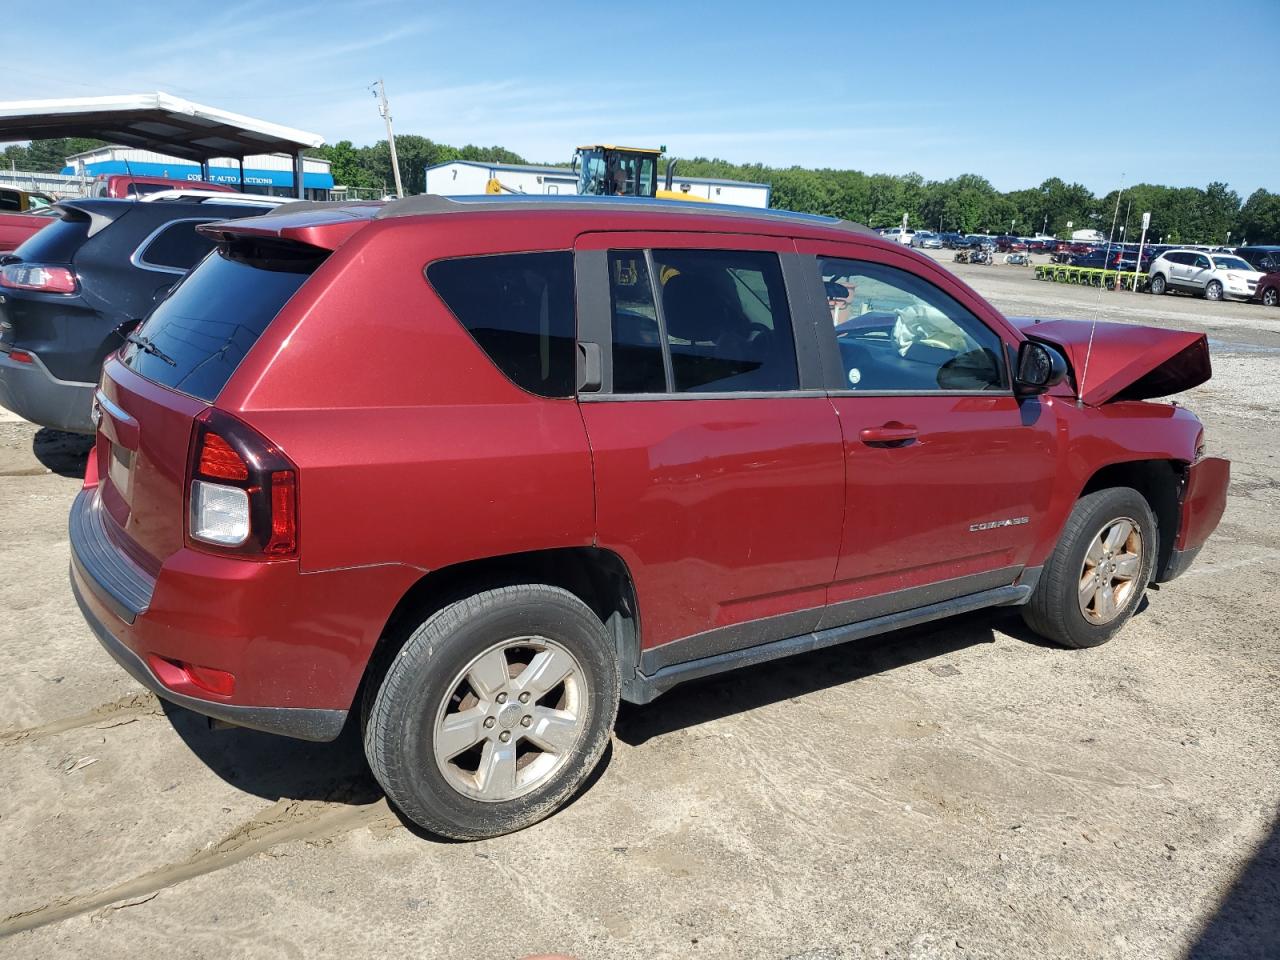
[0,190,286,432]
[0,175,246,255]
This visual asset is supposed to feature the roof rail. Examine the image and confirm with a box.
[372,193,876,236]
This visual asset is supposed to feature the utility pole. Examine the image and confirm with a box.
[372,78,405,199]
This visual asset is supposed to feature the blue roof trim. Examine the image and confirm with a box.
[60,159,334,189]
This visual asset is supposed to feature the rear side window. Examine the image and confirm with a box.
[123,240,323,402]
[605,248,799,394]
[135,220,218,272]
[427,252,576,398]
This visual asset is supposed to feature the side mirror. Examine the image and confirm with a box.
[1014,340,1068,395]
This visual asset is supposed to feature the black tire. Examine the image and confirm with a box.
[1149,273,1167,295]
[363,585,619,839]
[1205,279,1223,301]
[1263,287,1278,307]
[1021,487,1157,649]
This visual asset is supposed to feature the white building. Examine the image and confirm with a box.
[426,161,579,197]
[662,174,770,207]
[424,160,771,208]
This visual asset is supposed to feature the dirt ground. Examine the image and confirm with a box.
[1,259,1277,959]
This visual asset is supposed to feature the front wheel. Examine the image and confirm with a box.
[1205,279,1224,301]
[1263,287,1278,307]
[1021,487,1157,649]
[363,585,619,839]
[1149,273,1167,295]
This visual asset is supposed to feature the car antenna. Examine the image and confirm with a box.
[1077,173,1125,406]
[122,155,136,200]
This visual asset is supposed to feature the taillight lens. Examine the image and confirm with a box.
[186,409,298,559]
[0,263,78,294]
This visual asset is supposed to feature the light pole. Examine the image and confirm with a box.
[371,78,405,199]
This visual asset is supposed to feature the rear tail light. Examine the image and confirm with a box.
[7,349,34,364]
[186,409,298,559]
[0,263,78,294]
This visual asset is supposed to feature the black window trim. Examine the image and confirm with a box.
[574,244,826,399]
[810,253,1015,398]
[130,217,222,275]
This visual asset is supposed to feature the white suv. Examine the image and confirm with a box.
[1148,249,1263,301]
[879,227,915,246]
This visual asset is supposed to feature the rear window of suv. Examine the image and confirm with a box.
[122,239,324,402]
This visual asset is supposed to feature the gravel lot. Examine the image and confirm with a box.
[1,258,1277,959]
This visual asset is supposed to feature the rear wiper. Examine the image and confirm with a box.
[125,331,176,367]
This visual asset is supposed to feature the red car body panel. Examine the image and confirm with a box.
[1010,318,1210,405]
[1177,456,1230,552]
[93,175,237,199]
[0,211,53,254]
[1252,272,1280,305]
[582,396,844,650]
[825,393,1058,605]
[68,200,1229,737]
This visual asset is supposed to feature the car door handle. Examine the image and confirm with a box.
[859,423,918,446]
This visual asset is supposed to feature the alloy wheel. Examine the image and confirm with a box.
[432,636,586,803]
[1078,517,1143,625]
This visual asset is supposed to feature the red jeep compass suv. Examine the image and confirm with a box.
[70,195,1229,839]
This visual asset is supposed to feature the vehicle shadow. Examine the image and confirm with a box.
[158,607,1071,829]
[32,428,92,478]
[162,700,381,806]
[162,697,615,839]
[1186,809,1280,959]
[615,609,1002,746]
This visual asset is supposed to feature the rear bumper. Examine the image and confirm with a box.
[0,348,95,433]
[72,570,347,741]
[67,488,418,741]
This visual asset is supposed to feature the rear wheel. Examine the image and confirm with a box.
[1263,287,1278,307]
[363,585,619,839]
[1149,273,1167,295]
[1021,488,1157,649]
[1205,279,1224,301]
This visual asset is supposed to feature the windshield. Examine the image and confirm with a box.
[122,239,325,402]
[1212,256,1252,271]
[578,150,607,195]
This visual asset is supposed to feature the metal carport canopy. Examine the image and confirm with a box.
[0,92,325,198]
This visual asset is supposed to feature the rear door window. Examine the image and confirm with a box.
[134,219,220,273]
[123,240,324,402]
[605,248,799,394]
[427,252,577,398]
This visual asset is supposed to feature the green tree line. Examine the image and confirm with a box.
[6,136,1277,244]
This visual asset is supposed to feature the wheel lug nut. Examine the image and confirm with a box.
[496,692,508,704]
[499,731,512,743]
[518,691,530,703]
[521,715,532,727]
[483,717,495,729]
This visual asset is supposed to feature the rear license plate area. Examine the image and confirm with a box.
[108,444,133,498]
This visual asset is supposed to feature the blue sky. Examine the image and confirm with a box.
[6,0,1278,196]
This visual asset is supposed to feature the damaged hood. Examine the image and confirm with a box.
[1008,317,1211,405]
